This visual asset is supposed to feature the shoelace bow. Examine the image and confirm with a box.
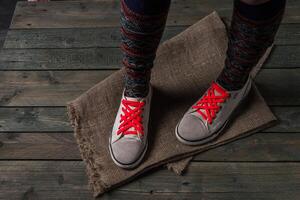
[192,82,230,124]
[117,99,145,136]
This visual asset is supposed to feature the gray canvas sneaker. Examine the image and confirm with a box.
[176,77,252,145]
[109,86,152,169]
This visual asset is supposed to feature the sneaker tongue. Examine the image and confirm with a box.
[192,85,224,119]
[214,89,222,96]
[124,134,140,140]
[124,96,143,102]
[122,96,144,139]
[124,96,144,110]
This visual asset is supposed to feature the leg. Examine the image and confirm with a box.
[217,0,286,90]
[121,0,171,97]
[110,0,171,169]
[176,0,286,145]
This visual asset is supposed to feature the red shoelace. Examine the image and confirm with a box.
[117,99,145,136]
[192,82,230,124]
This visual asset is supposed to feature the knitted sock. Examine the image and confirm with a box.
[217,0,286,91]
[120,0,171,97]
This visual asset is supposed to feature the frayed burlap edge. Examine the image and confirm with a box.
[67,103,110,195]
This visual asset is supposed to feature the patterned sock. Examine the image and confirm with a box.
[120,0,170,98]
[217,0,286,91]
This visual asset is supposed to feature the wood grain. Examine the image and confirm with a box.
[0,30,7,48]
[0,132,79,160]
[0,161,300,200]
[0,70,114,106]
[0,48,122,70]
[1,132,300,161]
[3,26,187,48]
[0,106,296,132]
[0,45,298,70]
[0,69,298,106]
[10,1,300,29]
[4,24,299,48]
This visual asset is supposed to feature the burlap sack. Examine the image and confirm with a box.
[67,12,276,197]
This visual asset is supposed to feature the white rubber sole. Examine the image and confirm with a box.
[175,119,229,146]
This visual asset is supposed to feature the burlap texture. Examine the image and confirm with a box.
[67,12,276,197]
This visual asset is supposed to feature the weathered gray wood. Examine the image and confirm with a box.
[0,106,296,132]
[0,48,122,70]
[0,161,300,200]
[0,132,80,160]
[255,69,300,106]
[10,0,300,29]
[1,132,300,162]
[9,0,212,28]
[0,30,7,48]
[0,161,92,200]
[3,26,187,48]
[193,132,300,161]
[0,70,114,106]
[275,24,300,45]
[0,45,298,70]
[266,106,300,133]
[264,45,300,68]
[0,69,298,106]
[4,24,299,49]
[0,107,70,132]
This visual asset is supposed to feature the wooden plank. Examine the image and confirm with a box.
[0,30,6,48]
[0,69,298,106]
[4,24,299,49]
[0,45,298,70]
[0,106,297,132]
[275,24,300,46]
[0,161,92,200]
[0,132,80,160]
[265,45,300,68]
[10,1,300,29]
[1,132,300,162]
[3,26,186,49]
[193,132,300,161]
[255,69,300,106]
[0,107,70,132]
[0,70,114,106]
[1,161,300,200]
[0,48,122,70]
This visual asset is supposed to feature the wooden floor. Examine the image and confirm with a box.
[0,0,300,199]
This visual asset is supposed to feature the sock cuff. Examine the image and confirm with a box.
[121,0,170,21]
[234,0,286,23]
[123,0,171,16]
